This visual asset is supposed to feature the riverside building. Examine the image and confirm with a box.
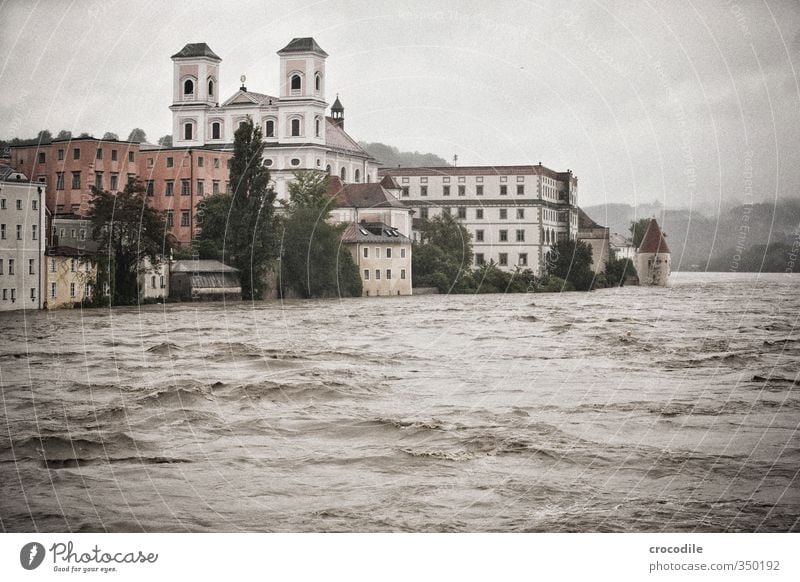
[378,165,578,275]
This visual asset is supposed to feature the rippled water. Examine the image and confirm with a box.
[1,272,798,532]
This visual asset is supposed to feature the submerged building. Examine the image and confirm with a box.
[636,218,671,286]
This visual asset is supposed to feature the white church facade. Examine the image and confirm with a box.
[169,38,378,199]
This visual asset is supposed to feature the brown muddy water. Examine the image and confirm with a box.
[0,272,798,532]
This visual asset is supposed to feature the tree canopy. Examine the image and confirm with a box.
[88,181,171,305]
[545,238,595,291]
[127,128,147,143]
[412,214,474,293]
[157,135,173,147]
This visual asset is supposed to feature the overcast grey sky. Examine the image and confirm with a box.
[2,0,799,209]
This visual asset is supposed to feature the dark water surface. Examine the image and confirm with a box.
[1,272,798,532]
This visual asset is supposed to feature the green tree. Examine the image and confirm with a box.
[278,170,361,298]
[88,181,171,305]
[545,239,595,291]
[604,254,637,287]
[56,129,72,140]
[197,118,277,299]
[412,214,474,293]
[127,128,147,143]
[630,218,650,248]
[102,132,119,141]
[157,134,173,147]
[36,129,53,143]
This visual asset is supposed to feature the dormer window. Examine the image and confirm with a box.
[183,79,194,96]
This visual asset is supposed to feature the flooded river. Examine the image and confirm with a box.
[1,272,798,532]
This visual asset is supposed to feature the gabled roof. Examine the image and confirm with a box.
[172,260,238,273]
[379,174,401,190]
[222,90,279,107]
[341,221,411,244]
[277,37,328,57]
[327,177,407,210]
[609,232,634,248]
[638,219,670,254]
[171,43,221,61]
[325,118,371,158]
[578,207,605,229]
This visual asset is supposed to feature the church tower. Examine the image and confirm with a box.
[277,38,328,145]
[330,95,345,130]
[170,43,221,146]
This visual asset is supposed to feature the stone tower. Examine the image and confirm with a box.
[635,218,671,286]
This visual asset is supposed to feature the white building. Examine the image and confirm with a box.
[0,175,46,311]
[169,39,378,200]
[378,165,578,275]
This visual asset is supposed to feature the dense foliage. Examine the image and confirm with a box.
[412,214,474,293]
[88,181,171,305]
[604,255,637,287]
[544,239,595,291]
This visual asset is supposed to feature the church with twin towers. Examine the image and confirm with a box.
[169,37,379,200]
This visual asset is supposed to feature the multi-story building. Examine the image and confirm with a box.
[577,208,610,274]
[44,246,97,308]
[169,38,378,199]
[378,165,578,275]
[0,175,46,311]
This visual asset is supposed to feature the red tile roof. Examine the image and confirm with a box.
[638,218,670,254]
[327,179,406,209]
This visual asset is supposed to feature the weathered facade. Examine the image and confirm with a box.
[577,208,610,274]
[44,247,97,309]
[170,259,241,301]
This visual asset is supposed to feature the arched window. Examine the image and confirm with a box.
[340,167,347,182]
[325,164,331,175]
[265,119,275,138]
[545,229,550,244]
[208,79,214,98]
[291,74,301,91]
[355,169,361,183]
[184,122,193,140]
[291,118,301,137]
[315,73,321,92]
[315,117,321,138]
[183,79,194,95]
[211,122,220,140]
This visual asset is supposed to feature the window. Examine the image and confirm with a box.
[50,258,56,273]
[181,180,190,196]
[184,79,194,95]
[363,269,369,280]
[197,156,204,167]
[457,207,466,219]
[212,181,220,195]
[500,185,507,195]
[181,210,190,227]
[110,174,118,191]
[475,229,484,242]
[212,122,221,140]
[95,172,103,189]
[0,199,4,209]
[71,172,81,189]
[160,276,165,289]
[265,120,274,138]
[70,282,76,298]
[32,225,37,240]
[517,208,525,219]
[147,158,154,167]
[315,73,321,91]
[28,259,34,274]
[184,123,193,140]
[476,185,483,196]
[443,185,450,196]
[111,149,118,161]
[517,184,525,195]
[291,118,301,136]
[16,199,22,210]
[375,247,380,259]
[73,148,80,160]
[386,248,392,259]
[38,152,45,163]
[420,185,428,197]
[291,74,301,91]
[499,253,508,266]
[400,269,406,280]
[197,180,204,197]
[291,158,300,166]
[58,149,64,161]
[419,207,429,219]
[519,253,528,266]
[165,181,174,196]
[340,167,347,182]
[0,224,5,239]
[0,259,3,273]
[213,158,219,169]
[516,229,525,242]
[400,248,406,258]
[355,169,360,183]
[70,258,76,272]
[8,259,14,274]
[315,117,321,137]
[475,253,485,265]
[50,282,56,298]
[476,208,484,219]
[146,180,154,196]
[375,269,381,280]
[79,229,85,240]
[10,288,15,301]
[443,177,450,183]
[56,172,64,190]
[386,269,392,280]
[16,224,22,240]
[166,210,174,227]
[128,151,134,162]
[363,247,369,258]
[208,78,214,97]
[166,157,174,168]
[402,187,409,197]
[151,275,156,289]
[96,148,103,160]
[500,208,508,219]
[499,230,508,242]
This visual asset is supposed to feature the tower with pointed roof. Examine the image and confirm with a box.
[330,95,344,129]
[635,218,671,286]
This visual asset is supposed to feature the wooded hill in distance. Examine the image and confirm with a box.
[359,141,450,168]
[583,199,800,272]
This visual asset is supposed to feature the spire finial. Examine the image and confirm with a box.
[240,74,247,91]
